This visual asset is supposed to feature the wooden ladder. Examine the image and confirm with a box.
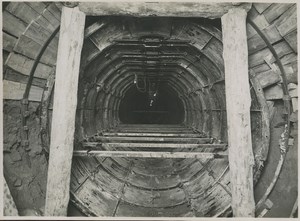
[73,124,228,159]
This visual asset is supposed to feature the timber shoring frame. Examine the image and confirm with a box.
[38,2,291,218]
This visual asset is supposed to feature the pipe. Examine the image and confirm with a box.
[23,26,60,99]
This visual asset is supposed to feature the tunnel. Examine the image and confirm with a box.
[118,84,185,124]
[2,2,298,218]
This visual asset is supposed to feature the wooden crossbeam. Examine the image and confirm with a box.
[77,2,252,18]
[118,124,187,128]
[102,132,204,138]
[73,150,228,159]
[92,136,213,143]
[82,142,227,149]
[113,128,194,133]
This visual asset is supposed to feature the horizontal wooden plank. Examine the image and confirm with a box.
[132,160,176,177]
[6,53,53,79]
[25,2,48,14]
[250,12,269,30]
[292,98,298,112]
[252,63,271,73]
[255,70,281,88]
[284,29,297,53]
[114,128,194,133]
[80,38,100,67]
[100,158,130,178]
[284,63,298,84]
[4,68,47,88]
[115,200,193,217]
[118,124,187,128]
[263,3,294,23]
[249,41,293,68]
[73,150,228,159]
[85,20,107,38]
[13,35,57,66]
[89,23,131,52]
[3,32,17,51]
[272,41,294,61]
[264,84,284,100]
[288,83,298,98]
[248,24,282,54]
[35,13,58,32]
[121,185,186,208]
[70,159,89,192]
[253,3,272,14]
[126,170,180,190]
[247,5,259,20]
[102,132,204,138]
[46,3,61,20]
[3,51,10,64]
[3,80,43,101]
[191,184,231,216]
[24,21,59,49]
[42,7,60,29]
[72,178,118,216]
[275,5,296,37]
[5,2,40,24]
[246,23,257,39]
[201,37,224,73]
[78,2,252,18]
[118,124,189,128]
[92,136,212,143]
[2,11,27,37]
[90,164,125,197]
[280,53,297,65]
[173,23,212,50]
[82,142,227,149]
[181,166,215,193]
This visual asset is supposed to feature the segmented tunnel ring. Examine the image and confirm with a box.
[39,17,273,217]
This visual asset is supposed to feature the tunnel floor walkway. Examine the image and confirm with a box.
[74,124,228,160]
[70,124,231,217]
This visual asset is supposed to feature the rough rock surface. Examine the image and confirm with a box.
[3,100,48,214]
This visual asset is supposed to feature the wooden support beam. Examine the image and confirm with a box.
[118,124,187,128]
[114,128,194,133]
[45,6,85,216]
[73,150,228,159]
[82,142,227,149]
[93,136,212,143]
[102,132,204,138]
[77,2,252,18]
[222,8,255,217]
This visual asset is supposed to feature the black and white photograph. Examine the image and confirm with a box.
[1,1,298,219]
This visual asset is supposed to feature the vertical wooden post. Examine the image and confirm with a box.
[45,6,85,216]
[221,8,255,217]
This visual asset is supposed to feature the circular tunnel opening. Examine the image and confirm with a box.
[71,15,273,218]
[119,82,184,124]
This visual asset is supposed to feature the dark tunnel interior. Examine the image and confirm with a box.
[119,82,184,124]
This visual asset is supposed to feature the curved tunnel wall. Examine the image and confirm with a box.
[71,18,231,216]
[2,2,298,217]
[77,17,227,140]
